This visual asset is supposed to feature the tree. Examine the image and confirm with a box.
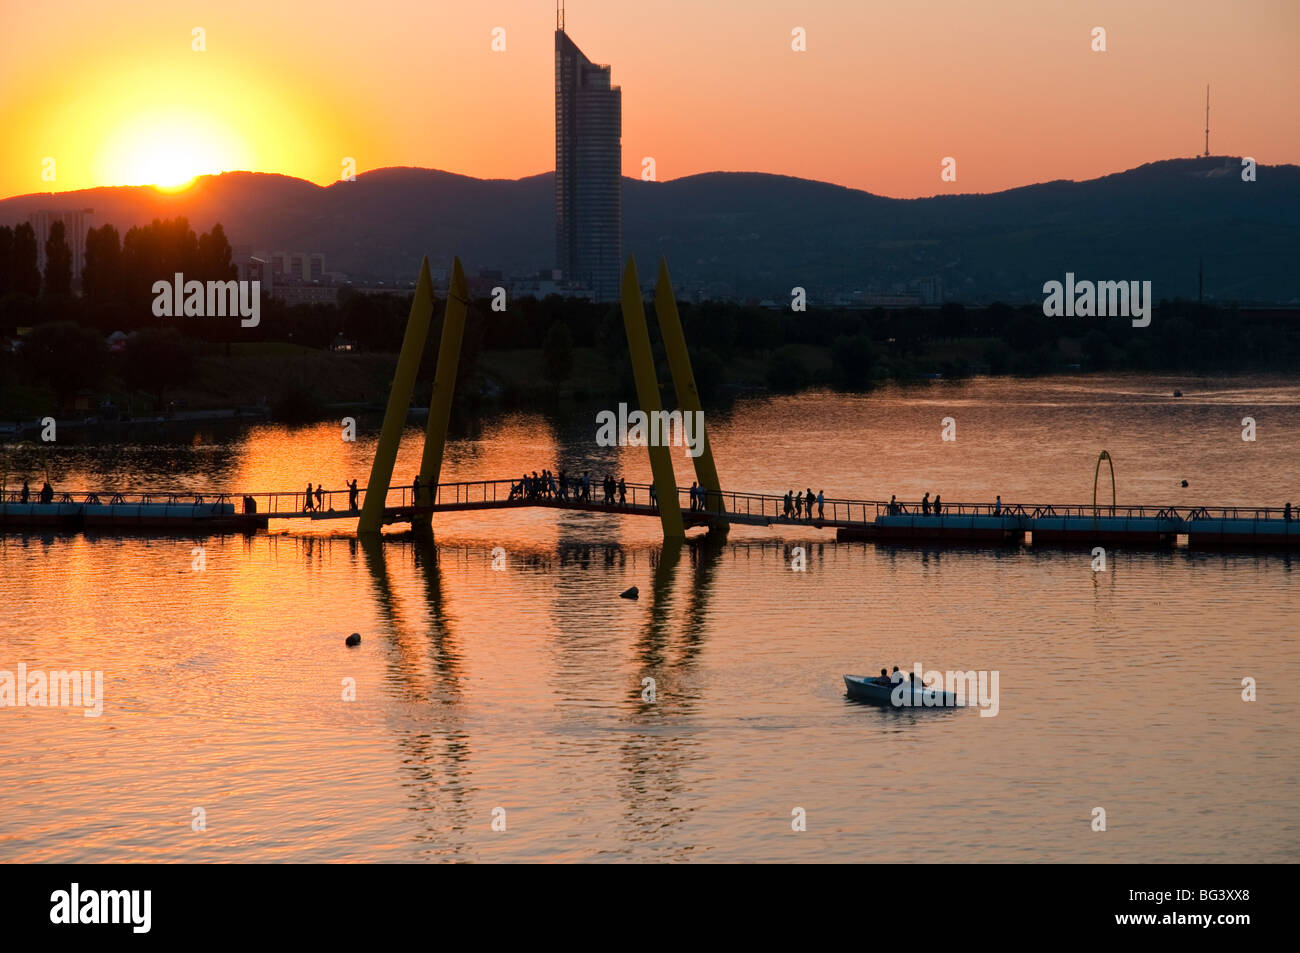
[19,321,108,406]
[122,327,195,409]
[766,344,810,392]
[831,333,875,390]
[543,320,574,385]
[11,223,40,297]
[0,225,13,296]
[42,220,73,296]
[197,222,236,281]
[82,224,122,302]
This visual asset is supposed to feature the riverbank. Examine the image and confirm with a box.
[6,334,1300,433]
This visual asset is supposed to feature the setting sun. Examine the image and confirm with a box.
[98,110,252,189]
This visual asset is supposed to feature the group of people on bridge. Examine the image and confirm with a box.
[301,480,361,513]
[16,480,56,505]
[783,488,825,521]
[509,470,643,507]
[886,491,991,517]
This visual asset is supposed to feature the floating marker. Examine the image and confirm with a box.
[346,632,361,646]
[620,586,639,600]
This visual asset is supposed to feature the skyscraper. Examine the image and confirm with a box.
[555,9,621,302]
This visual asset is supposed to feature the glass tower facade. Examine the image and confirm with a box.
[555,29,621,302]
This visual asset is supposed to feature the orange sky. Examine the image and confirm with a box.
[2,0,1297,201]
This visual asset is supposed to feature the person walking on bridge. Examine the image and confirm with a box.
[303,483,314,512]
[618,478,627,505]
[817,490,825,520]
[805,488,815,519]
[933,493,942,516]
[315,484,325,511]
[20,480,29,503]
[348,479,359,511]
[412,474,423,508]
[649,481,657,509]
[1286,502,1293,522]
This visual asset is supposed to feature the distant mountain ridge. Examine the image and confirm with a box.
[2,157,1297,303]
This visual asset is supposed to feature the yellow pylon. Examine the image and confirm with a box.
[654,257,727,530]
[621,256,684,539]
[413,257,470,531]
[359,257,436,533]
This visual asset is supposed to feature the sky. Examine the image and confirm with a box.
[2,0,1298,201]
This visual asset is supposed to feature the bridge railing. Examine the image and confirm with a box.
[3,484,1294,525]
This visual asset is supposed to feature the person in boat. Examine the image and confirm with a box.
[39,481,54,504]
[890,666,903,684]
[872,668,892,686]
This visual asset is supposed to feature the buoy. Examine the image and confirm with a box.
[620,586,638,600]
[1180,480,1189,488]
[345,632,361,646]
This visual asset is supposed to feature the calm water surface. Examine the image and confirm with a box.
[2,375,1297,862]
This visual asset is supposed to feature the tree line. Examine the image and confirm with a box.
[0,216,236,332]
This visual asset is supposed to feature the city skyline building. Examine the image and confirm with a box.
[554,11,621,302]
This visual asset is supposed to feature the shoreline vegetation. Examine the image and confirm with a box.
[4,330,1300,437]
[5,216,1299,432]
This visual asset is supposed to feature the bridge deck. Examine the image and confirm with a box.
[2,478,1297,546]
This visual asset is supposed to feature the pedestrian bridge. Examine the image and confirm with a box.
[3,479,1297,547]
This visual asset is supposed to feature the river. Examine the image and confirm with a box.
[1,374,1297,861]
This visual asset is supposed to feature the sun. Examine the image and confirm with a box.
[99,110,252,191]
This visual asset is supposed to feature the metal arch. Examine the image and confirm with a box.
[1093,450,1116,528]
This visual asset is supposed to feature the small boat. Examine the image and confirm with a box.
[844,674,958,708]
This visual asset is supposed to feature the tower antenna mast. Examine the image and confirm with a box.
[558,1,565,32]
[1203,85,1210,158]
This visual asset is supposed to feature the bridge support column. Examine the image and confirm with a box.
[621,256,684,539]
[413,258,469,532]
[654,257,728,533]
[359,257,436,534]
